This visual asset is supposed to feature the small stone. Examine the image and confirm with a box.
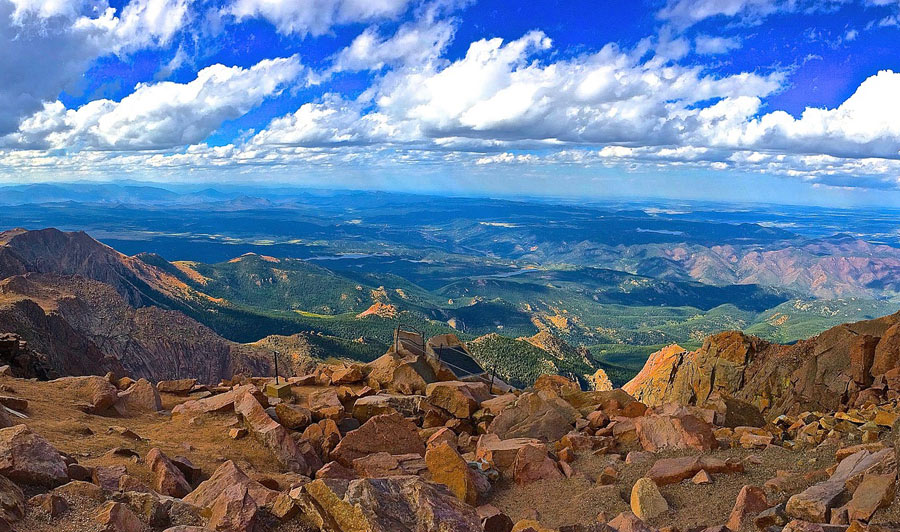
[229,428,248,439]
[692,470,712,484]
[94,502,143,532]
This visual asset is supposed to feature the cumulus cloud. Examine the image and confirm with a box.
[0,0,193,135]
[4,56,304,150]
[227,0,414,36]
[252,31,783,149]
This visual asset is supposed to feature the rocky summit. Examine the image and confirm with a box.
[0,311,894,532]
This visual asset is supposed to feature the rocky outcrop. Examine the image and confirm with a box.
[624,311,900,418]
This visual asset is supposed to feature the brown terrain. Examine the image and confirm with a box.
[0,228,897,531]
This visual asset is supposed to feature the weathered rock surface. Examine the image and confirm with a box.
[488,391,579,441]
[330,412,425,467]
[0,425,68,487]
[302,476,483,532]
[234,392,315,475]
[630,477,668,520]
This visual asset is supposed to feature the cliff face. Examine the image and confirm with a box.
[0,228,202,308]
[625,311,900,418]
[0,273,272,382]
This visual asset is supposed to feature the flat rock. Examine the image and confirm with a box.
[488,391,579,442]
[330,412,425,467]
[157,379,196,395]
[634,413,718,452]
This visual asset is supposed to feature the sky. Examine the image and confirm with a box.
[1,0,900,206]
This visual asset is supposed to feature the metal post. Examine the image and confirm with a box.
[274,350,280,385]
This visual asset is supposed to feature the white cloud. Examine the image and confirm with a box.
[658,0,781,26]
[253,31,782,149]
[705,70,900,159]
[4,56,304,150]
[0,0,194,135]
[695,35,742,54]
[227,0,414,36]
[330,14,455,72]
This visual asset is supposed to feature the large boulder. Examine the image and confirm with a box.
[352,453,426,478]
[184,460,280,511]
[172,385,258,417]
[365,348,441,396]
[207,484,258,532]
[274,404,313,431]
[475,434,543,478]
[308,389,345,421]
[157,379,197,395]
[0,425,68,487]
[533,375,580,396]
[302,476,483,532]
[786,449,894,523]
[634,414,718,452]
[94,501,143,532]
[487,391,579,442]
[511,443,563,485]
[146,448,191,498]
[426,381,490,419]
[426,442,478,505]
[234,392,316,475]
[331,413,425,467]
[114,378,162,416]
[646,455,743,486]
[352,395,425,423]
[872,324,900,377]
[51,376,118,414]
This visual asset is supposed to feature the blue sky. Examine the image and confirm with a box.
[1,0,900,206]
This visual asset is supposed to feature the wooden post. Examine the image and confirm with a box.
[274,350,280,385]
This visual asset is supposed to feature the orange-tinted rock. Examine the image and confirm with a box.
[157,379,196,395]
[207,484,258,532]
[351,452,426,478]
[512,443,563,485]
[872,324,900,377]
[647,455,743,486]
[635,414,718,452]
[234,392,315,475]
[726,485,768,531]
[845,472,896,521]
[426,381,490,419]
[331,366,364,385]
[475,434,543,477]
[114,378,162,416]
[273,404,312,430]
[146,448,191,498]
[426,442,478,505]
[308,389,345,421]
[94,501,142,532]
[183,460,279,511]
[533,374,580,396]
[850,336,879,386]
[330,412,425,467]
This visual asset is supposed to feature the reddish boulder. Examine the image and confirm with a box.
[0,425,68,487]
[94,501,143,532]
[207,484,258,532]
[426,381,490,419]
[634,414,718,452]
[330,412,425,467]
[872,324,900,377]
[114,378,162,416]
[512,443,563,485]
[234,392,314,475]
[726,485,768,531]
[146,448,191,498]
